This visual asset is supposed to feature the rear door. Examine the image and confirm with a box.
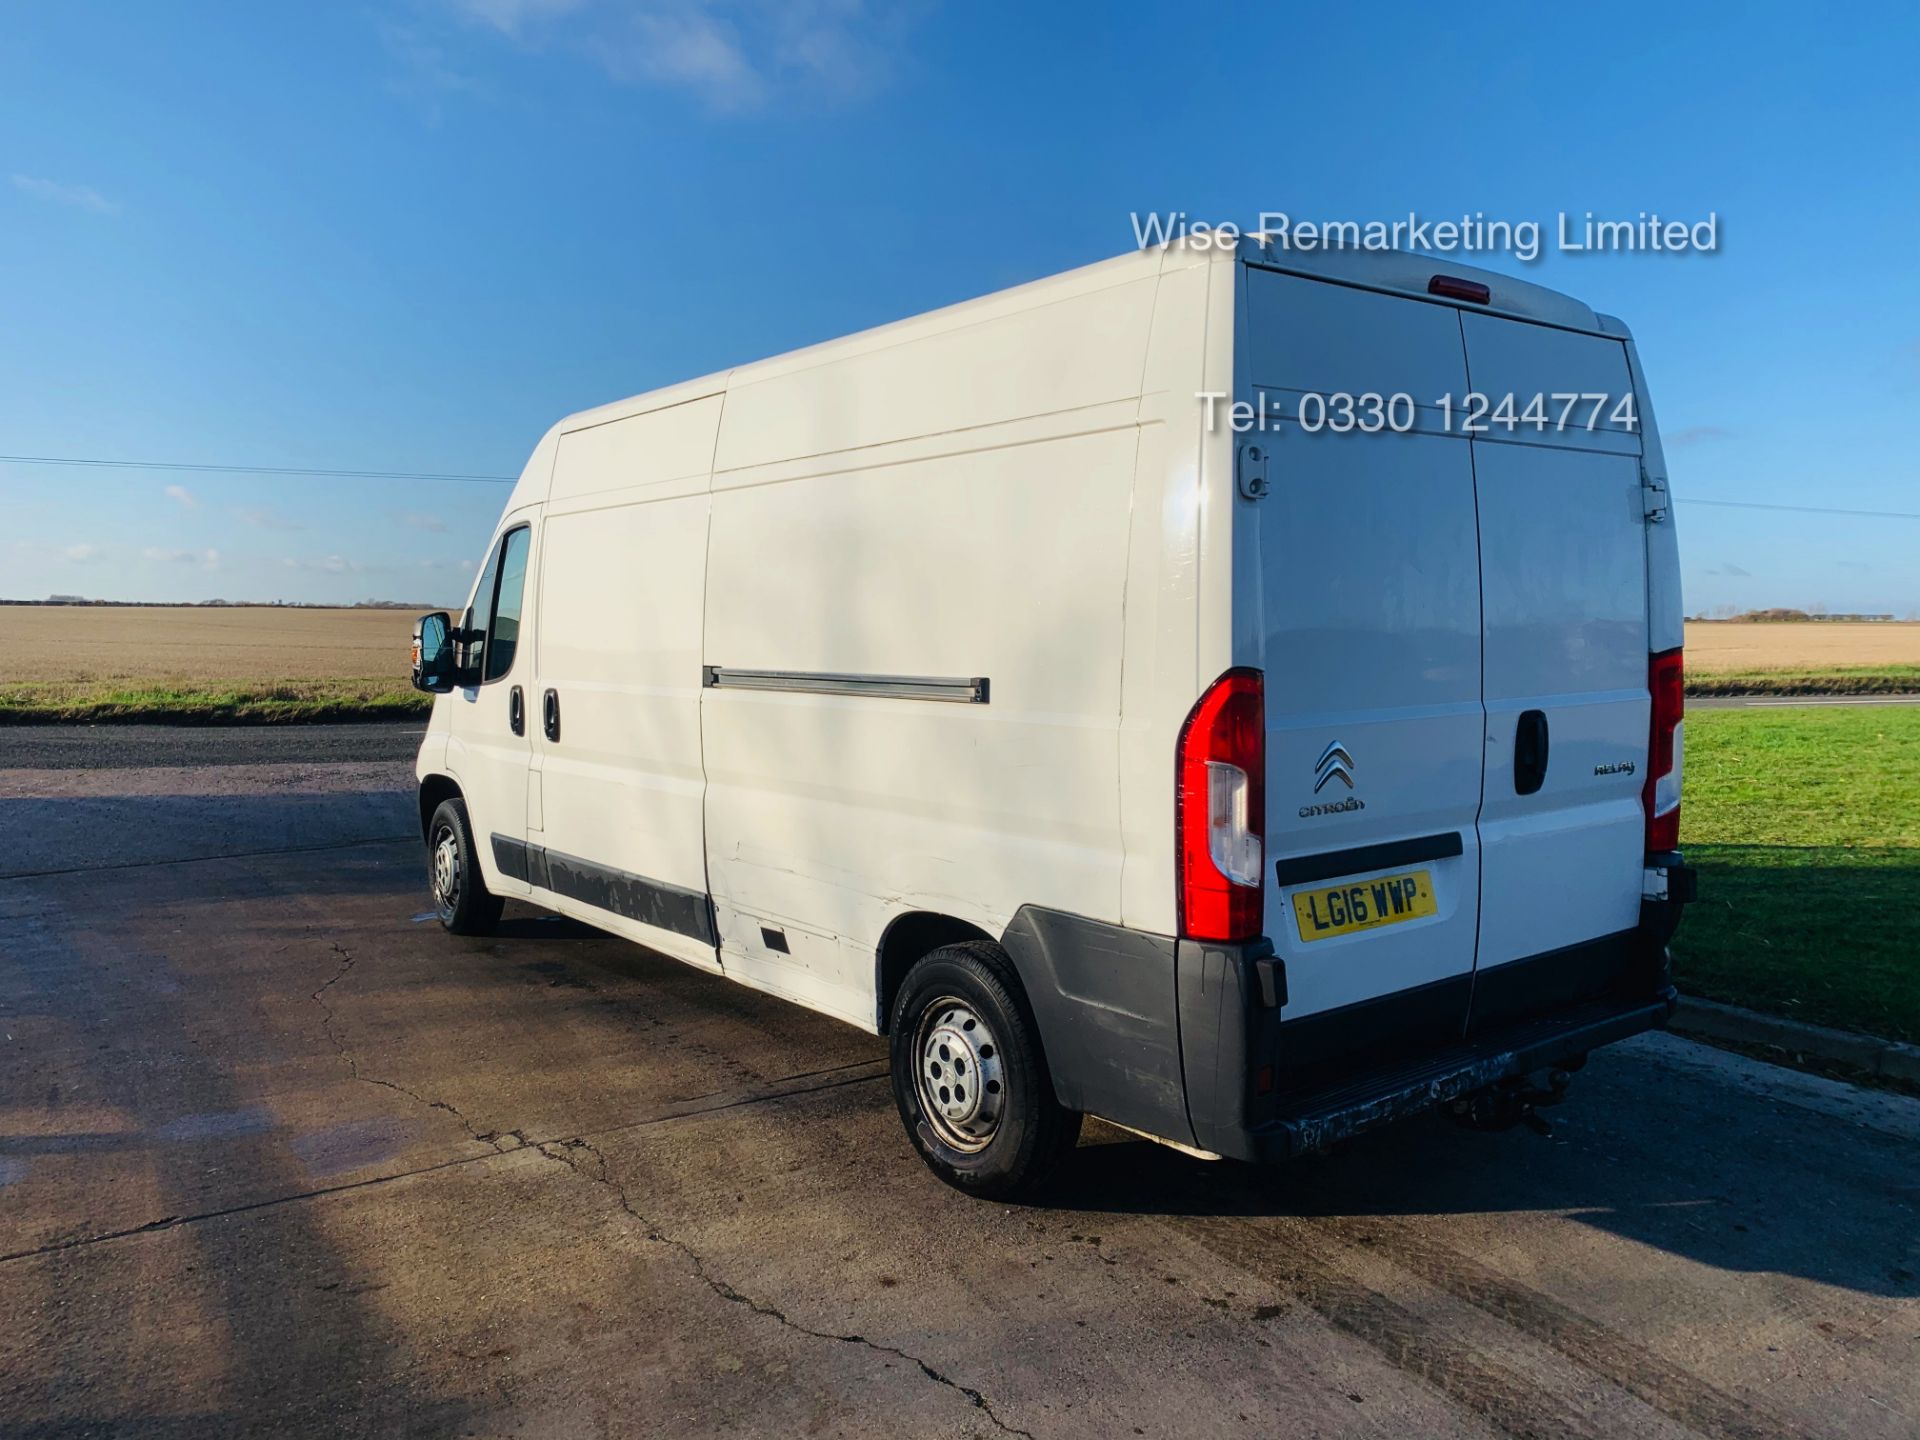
[1461,314,1649,1029]
[1244,270,1486,1071]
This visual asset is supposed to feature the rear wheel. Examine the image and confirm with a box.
[427,796,504,936]
[888,942,1080,1199]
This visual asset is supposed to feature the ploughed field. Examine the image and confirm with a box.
[1685,620,1920,695]
[3,608,1917,721]
[0,605,425,721]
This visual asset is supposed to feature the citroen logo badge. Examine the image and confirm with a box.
[1314,741,1355,793]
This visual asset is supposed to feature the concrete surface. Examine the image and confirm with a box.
[2,725,1917,1438]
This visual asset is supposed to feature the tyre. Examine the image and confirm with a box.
[888,941,1081,1199]
[426,796,505,936]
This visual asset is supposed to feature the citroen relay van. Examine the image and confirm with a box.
[410,234,1694,1197]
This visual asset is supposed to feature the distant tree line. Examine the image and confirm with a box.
[1687,606,1912,622]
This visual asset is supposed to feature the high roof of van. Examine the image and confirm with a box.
[519,232,1614,493]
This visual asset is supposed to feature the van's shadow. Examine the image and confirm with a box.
[1037,1085,1919,1301]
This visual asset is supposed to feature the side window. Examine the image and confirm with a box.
[484,526,532,682]
[461,541,503,675]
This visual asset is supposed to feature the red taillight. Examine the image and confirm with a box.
[1428,274,1491,304]
[1177,668,1265,942]
[1644,648,1684,851]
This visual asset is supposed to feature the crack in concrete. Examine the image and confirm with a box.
[4,832,411,883]
[531,1135,1035,1439]
[309,942,520,1155]
[4,1069,887,1266]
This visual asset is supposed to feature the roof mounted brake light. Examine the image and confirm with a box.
[1428,275,1491,304]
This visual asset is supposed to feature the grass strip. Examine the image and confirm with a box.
[0,678,429,724]
[1688,665,1920,697]
[1672,707,1919,1043]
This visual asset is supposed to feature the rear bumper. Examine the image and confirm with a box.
[1236,989,1674,1161]
[1000,905,1682,1164]
[1180,926,1679,1161]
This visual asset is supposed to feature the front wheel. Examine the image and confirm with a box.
[427,796,504,936]
[888,942,1080,1199]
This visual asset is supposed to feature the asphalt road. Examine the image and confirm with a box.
[0,720,426,771]
[2,726,1917,1437]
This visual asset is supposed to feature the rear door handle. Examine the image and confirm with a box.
[1514,709,1550,795]
[542,688,560,742]
[509,685,524,736]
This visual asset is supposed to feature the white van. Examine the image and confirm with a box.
[410,234,1695,1197]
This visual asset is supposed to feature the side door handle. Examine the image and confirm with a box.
[542,689,560,743]
[1513,709,1550,795]
[509,685,524,736]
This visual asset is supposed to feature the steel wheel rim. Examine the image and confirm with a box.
[913,995,1005,1152]
[431,823,461,916]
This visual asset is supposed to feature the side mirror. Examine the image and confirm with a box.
[412,612,457,693]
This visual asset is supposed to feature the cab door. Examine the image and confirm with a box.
[446,517,537,897]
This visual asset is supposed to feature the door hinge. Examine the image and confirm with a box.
[1236,441,1271,500]
[1641,467,1671,522]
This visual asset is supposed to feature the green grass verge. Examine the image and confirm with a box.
[0,678,429,724]
[1688,665,1920,697]
[1673,706,1920,1043]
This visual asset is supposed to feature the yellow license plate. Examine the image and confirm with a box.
[1292,869,1437,942]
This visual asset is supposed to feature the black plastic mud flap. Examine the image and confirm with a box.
[1175,935,1280,1158]
[999,907,1195,1148]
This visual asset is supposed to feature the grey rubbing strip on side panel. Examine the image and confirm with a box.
[491,834,529,883]
[702,667,989,704]
[491,835,715,944]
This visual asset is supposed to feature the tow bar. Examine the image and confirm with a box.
[1451,1066,1575,1136]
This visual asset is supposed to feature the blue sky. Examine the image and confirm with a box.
[3,1,1916,611]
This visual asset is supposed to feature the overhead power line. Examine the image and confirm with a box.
[1679,498,1920,521]
[0,454,516,484]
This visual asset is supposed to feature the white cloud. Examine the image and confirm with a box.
[447,0,587,36]
[379,19,486,116]
[235,506,302,532]
[63,542,101,562]
[597,8,764,110]
[440,0,909,112]
[12,174,121,215]
[283,555,365,574]
[144,546,221,569]
[164,484,199,509]
[397,512,450,533]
